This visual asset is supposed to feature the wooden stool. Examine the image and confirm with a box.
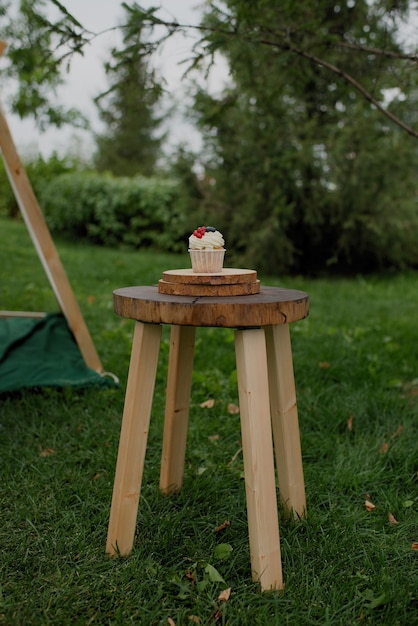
[106,285,309,591]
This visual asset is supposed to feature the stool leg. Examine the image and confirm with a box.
[235,328,283,591]
[106,321,162,557]
[160,325,196,494]
[265,324,306,519]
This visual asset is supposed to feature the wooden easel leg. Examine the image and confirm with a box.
[265,324,306,519]
[160,325,196,494]
[235,328,283,591]
[0,105,102,372]
[106,322,161,557]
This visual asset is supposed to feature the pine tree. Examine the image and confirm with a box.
[191,0,418,274]
[94,6,165,177]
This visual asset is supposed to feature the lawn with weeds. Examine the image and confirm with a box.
[1,216,418,625]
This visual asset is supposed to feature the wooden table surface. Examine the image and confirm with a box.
[113,285,309,328]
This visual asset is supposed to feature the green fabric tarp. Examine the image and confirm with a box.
[0,313,117,392]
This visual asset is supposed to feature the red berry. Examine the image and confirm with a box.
[193,226,206,238]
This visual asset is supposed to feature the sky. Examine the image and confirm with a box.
[3,0,228,159]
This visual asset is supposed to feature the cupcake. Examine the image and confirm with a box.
[188,226,225,273]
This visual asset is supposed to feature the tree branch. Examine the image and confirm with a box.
[128,15,418,138]
[9,1,416,139]
[336,39,418,62]
[273,39,418,139]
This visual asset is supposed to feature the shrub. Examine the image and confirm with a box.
[39,172,189,252]
[0,153,79,218]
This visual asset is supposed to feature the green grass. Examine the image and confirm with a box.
[1,216,418,625]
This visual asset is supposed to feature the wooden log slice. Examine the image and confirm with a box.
[161,268,257,285]
[158,279,260,297]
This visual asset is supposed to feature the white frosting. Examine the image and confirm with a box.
[189,229,225,250]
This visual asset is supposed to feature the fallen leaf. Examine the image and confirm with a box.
[412,543,418,551]
[380,442,389,454]
[214,520,230,533]
[200,399,215,409]
[92,473,101,481]
[365,500,376,511]
[167,619,176,626]
[361,589,390,609]
[395,425,404,437]
[347,415,354,432]
[188,617,200,624]
[388,513,399,525]
[319,361,330,369]
[40,447,55,457]
[208,434,219,442]
[87,295,96,305]
[228,403,240,414]
[204,563,225,583]
[214,543,233,560]
[185,569,196,585]
[218,587,231,602]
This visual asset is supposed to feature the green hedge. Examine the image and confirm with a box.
[0,154,78,218]
[39,172,189,253]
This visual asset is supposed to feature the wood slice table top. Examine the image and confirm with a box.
[113,285,309,328]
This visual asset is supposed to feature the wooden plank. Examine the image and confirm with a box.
[0,105,103,372]
[158,279,260,297]
[114,286,309,328]
[0,311,46,319]
[106,322,162,557]
[161,268,257,285]
[235,328,283,590]
[265,324,306,519]
[160,325,196,494]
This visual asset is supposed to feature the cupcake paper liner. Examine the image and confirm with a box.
[189,249,225,273]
